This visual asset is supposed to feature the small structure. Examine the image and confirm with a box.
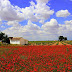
[9,37,28,45]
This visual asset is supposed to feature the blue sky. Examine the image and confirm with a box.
[0,0,72,41]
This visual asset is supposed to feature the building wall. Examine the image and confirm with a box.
[20,38,28,45]
[10,40,20,44]
[20,38,26,45]
[10,38,28,45]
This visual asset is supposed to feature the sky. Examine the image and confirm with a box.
[0,0,72,41]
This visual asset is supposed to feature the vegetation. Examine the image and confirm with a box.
[0,32,10,44]
[59,36,67,41]
[0,45,72,71]
[28,41,57,45]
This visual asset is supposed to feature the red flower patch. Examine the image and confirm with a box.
[0,45,72,71]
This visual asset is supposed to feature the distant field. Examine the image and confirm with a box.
[0,41,72,46]
[28,41,72,45]
[28,41,57,45]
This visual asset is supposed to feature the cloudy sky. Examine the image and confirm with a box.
[0,0,72,41]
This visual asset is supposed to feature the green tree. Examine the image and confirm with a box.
[0,32,10,44]
[0,32,5,40]
[59,36,64,41]
[64,37,67,40]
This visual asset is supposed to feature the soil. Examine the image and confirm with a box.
[58,42,63,45]
[52,42,58,45]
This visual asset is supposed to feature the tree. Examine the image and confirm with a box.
[59,36,67,41]
[0,32,5,40]
[64,37,67,41]
[59,36,64,41]
[0,32,10,44]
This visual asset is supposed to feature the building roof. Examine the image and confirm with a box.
[9,37,28,41]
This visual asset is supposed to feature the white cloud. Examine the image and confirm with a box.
[21,1,54,22]
[41,19,59,32]
[64,20,72,30]
[7,21,21,27]
[1,0,72,40]
[0,0,25,21]
[3,18,72,40]
[58,20,72,39]
[34,3,54,21]
[0,0,54,23]
[23,20,40,31]
[39,19,45,24]
[21,6,38,22]
[56,10,70,17]
[3,20,41,40]
[36,0,49,3]
[0,18,2,25]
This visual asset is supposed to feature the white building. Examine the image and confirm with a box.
[9,37,28,45]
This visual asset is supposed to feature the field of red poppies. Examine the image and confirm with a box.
[0,45,72,72]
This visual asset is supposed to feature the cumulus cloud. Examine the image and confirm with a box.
[39,19,45,24]
[64,20,72,30]
[0,0,54,23]
[58,20,72,39]
[3,20,41,40]
[41,19,59,32]
[0,0,25,21]
[0,18,2,25]
[1,0,72,40]
[21,1,54,22]
[36,0,49,3]
[3,18,72,40]
[34,3,54,21]
[56,10,70,17]
[22,20,40,31]
[3,19,59,41]
[7,21,21,27]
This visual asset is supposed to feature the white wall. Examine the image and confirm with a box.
[10,38,28,45]
[10,40,20,44]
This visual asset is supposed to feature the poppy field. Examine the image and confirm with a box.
[0,45,72,72]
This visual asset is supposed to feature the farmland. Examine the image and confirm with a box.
[28,41,57,45]
[0,41,72,72]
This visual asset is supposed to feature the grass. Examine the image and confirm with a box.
[64,41,72,45]
[28,41,58,45]
[56,42,59,45]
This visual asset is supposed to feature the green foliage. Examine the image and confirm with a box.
[0,42,1,46]
[0,32,5,40]
[0,32,10,44]
[59,36,67,41]
[28,41,57,45]
[56,42,59,45]
[59,36,64,41]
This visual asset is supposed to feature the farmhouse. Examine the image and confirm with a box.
[9,37,28,45]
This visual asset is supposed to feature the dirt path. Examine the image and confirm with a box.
[52,42,58,45]
[62,42,71,45]
[58,42,63,45]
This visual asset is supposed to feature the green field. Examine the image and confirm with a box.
[28,41,58,45]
